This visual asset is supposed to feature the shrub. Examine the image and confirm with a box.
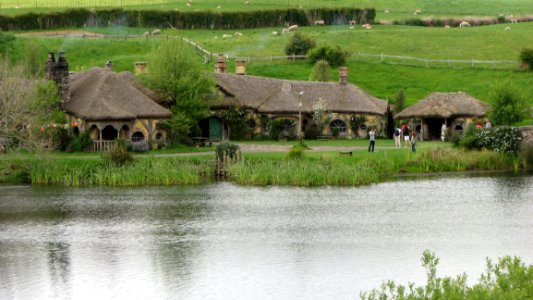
[459,125,522,155]
[488,82,528,126]
[286,145,305,160]
[104,140,133,166]
[308,45,350,67]
[269,119,296,140]
[67,131,92,152]
[284,32,316,56]
[216,142,240,161]
[361,250,533,300]
[520,48,533,70]
[309,60,331,82]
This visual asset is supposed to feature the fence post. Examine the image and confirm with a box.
[472,59,474,68]
[448,59,451,68]
[380,53,384,63]
[292,54,295,61]
[425,58,428,68]
[493,60,496,69]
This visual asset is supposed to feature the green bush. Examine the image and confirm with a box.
[488,82,528,126]
[361,250,533,300]
[520,48,533,70]
[308,45,350,67]
[286,145,305,160]
[215,142,240,161]
[459,125,522,154]
[309,60,331,82]
[284,32,316,56]
[104,140,133,166]
[67,131,92,152]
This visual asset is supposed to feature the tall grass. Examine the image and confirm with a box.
[28,157,212,186]
[229,148,518,186]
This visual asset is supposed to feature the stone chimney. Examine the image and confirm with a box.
[134,62,148,75]
[45,52,56,82]
[339,66,348,85]
[105,60,113,71]
[235,59,246,75]
[214,54,227,74]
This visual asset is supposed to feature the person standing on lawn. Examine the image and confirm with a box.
[368,128,376,152]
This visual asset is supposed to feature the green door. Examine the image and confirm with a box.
[209,118,223,140]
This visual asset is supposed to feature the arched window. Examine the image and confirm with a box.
[132,131,145,142]
[330,119,347,133]
[101,125,118,140]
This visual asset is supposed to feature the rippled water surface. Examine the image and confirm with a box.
[1,175,533,300]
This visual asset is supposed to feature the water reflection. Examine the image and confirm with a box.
[0,175,532,300]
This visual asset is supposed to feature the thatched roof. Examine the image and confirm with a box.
[395,92,488,119]
[65,68,172,121]
[215,73,388,115]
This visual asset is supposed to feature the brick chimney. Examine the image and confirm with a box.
[339,66,348,85]
[235,59,246,75]
[134,62,148,75]
[45,52,70,105]
[214,54,227,74]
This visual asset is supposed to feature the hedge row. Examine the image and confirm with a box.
[0,7,375,31]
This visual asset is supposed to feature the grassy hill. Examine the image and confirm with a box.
[0,0,532,20]
[3,21,532,109]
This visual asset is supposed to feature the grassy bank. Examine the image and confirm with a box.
[229,147,518,186]
[0,146,522,187]
[1,156,213,186]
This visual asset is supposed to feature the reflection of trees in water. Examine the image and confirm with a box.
[492,175,532,206]
[47,242,72,299]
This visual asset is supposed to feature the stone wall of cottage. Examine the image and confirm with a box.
[520,126,533,148]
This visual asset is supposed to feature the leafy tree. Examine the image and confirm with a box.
[308,45,349,67]
[142,40,215,145]
[519,48,533,70]
[0,60,63,151]
[488,82,527,126]
[284,33,316,56]
[395,88,405,113]
[309,60,331,82]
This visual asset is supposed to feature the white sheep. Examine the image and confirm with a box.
[444,25,451,29]
[186,2,191,7]
[234,32,243,36]
[214,36,219,39]
[459,21,471,28]
[143,31,150,36]
[349,26,354,30]
[384,10,389,13]
[282,28,290,35]
[362,23,372,29]
[314,20,325,26]
[222,34,232,39]
[152,29,161,35]
[288,24,299,32]
[245,0,250,4]
[510,18,518,23]
[349,20,356,26]
[415,9,422,14]
[216,5,221,9]
[504,26,511,30]
[272,31,279,35]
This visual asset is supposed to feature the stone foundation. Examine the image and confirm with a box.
[519,126,533,148]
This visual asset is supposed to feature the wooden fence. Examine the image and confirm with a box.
[23,31,521,70]
[92,140,115,152]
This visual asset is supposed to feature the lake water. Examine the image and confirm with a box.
[1,174,533,300]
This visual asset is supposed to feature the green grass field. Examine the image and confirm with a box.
[1,0,532,19]
[5,21,532,107]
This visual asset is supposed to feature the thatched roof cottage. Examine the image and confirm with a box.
[204,56,389,139]
[46,52,171,150]
[395,92,489,140]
